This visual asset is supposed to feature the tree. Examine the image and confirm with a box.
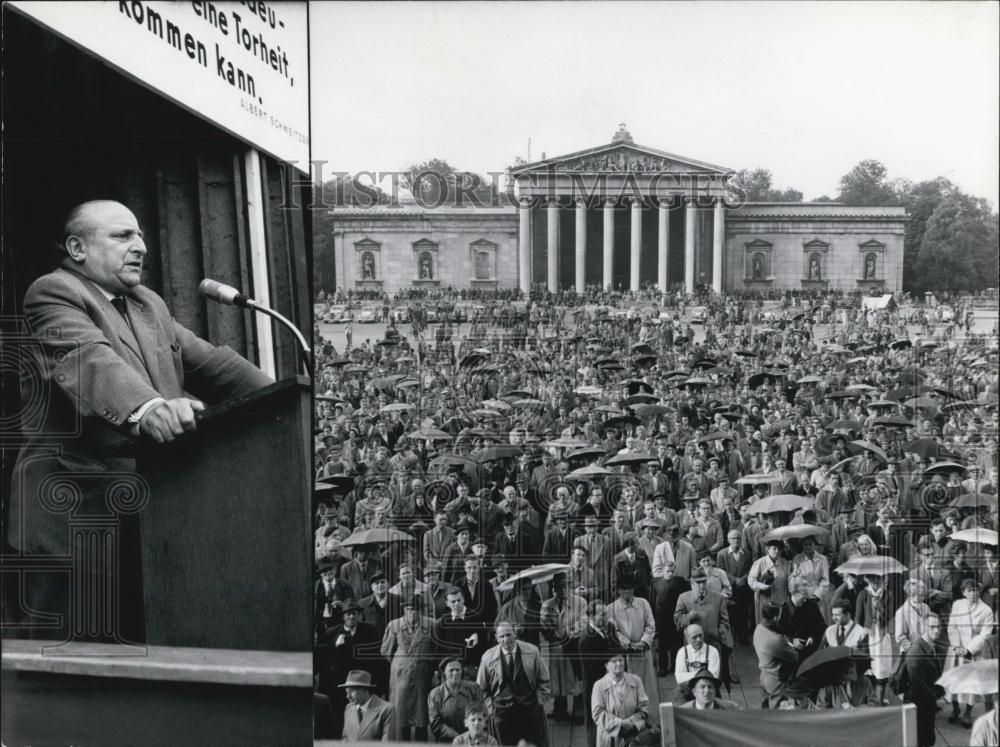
[403,158,502,207]
[914,190,999,292]
[835,159,900,206]
[897,178,955,291]
[736,168,802,202]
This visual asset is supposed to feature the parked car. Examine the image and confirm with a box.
[690,306,709,324]
[313,302,329,317]
[392,306,411,323]
[357,307,380,324]
[936,304,955,322]
[324,305,352,323]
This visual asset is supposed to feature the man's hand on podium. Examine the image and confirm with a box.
[140,398,205,443]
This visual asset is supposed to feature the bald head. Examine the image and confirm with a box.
[62,201,146,294]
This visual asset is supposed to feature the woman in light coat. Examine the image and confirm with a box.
[944,579,995,727]
[591,654,649,747]
[380,599,435,741]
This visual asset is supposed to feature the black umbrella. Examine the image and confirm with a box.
[901,438,949,460]
[747,371,781,389]
[601,415,640,431]
[566,445,607,462]
[797,646,872,686]
[631,342,654,355]
[870,416,913,428]
[691,359,718,370]
[605,451,656,467]
[625,393,659,405]
[632,354,657,367]
[473,445,525,462]
[625,379,655,395]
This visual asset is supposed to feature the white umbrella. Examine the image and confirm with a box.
[949,528,998,546]
[497,563,570,592]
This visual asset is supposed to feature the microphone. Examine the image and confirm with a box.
[199,279,250,308]
[199,278,312,375]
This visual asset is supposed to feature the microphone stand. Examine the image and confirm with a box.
[246,300,313,376]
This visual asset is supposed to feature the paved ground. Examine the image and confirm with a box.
[541,640,982,747]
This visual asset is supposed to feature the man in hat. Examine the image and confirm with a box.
[442,520,477,584]
[677,669,741,710]
[339,669,395,742]
[709,474,740,515]
[674,567,734,689]
[493,512,527,572]
[650,560,690,677]
[543,508,579,561]
[340,544,384,601]
[636,518,662,563]
[420,560,450,618]
[695,499,725,553]
[613,534,653,600]
[315,600,382,735]
[380,595,434,741]
[603,510,632,555]
[574,514,613,599]
[753,601,800,709]
[359,569,403,637]
[315,553,355,635]
[540,572,587,724]
[607,577,659,706]
[477,620,551,747]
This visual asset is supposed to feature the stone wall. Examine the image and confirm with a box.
[724,205,907,293]
[332,209,519,293]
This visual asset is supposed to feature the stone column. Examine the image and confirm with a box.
[547,199,560,293]
[657,201,669,292]
[630,199,642,292]
[518,199,532,292]
[684,199,696,294]
[603,200,614,289]
[713,198,725,293]
[575,200,587,293]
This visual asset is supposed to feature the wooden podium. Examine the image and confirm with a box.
[2,377,315,746]
[137,376,313,651]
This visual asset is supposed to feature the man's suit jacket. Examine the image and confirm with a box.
[423,526,456,562]
[314,621,383,698]
[542,525,579,561]
[673,589,732,647]
[10,268,271,554]
[358,592,403,632]
[342,695,395,742]
[476,640,551,707]
[456,576,498,624]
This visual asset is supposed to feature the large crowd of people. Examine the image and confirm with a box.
[311,286,998,747]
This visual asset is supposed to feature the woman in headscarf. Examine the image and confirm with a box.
[749,538,791,624]
[591,653,650,747]
[943,579,995,728]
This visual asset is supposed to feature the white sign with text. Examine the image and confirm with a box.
[10,0,309,166]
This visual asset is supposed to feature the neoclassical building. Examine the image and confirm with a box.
[328,126,906,294]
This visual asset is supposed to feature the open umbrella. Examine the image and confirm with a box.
[684,377,713,387]
[315,476,355,495]
[746,494,814,514]
[923,461,967,477]
[469,409,503,419]
[325,358,353,368]
[381,403,415,413]
[631,342,654,355]
[902,397,940,410]
[566,446,607,462]
[497,563,570,592]
[341,527,415,546]
[901,438,948,460]
[937,659,999,697]
[605,451,656,467]
[482,399,512,411]
[631,403,670,419]
[941,400,982,413]
[695,431,731,444]
[747,371,781,389]
[834,556,908,576]
[542,438,591,450]
[512,399,545,409]
[797,375,824,385]
[949,493,998,510]
[674,335,690,346]
[797,646,872,686]
[632,354,657,366]
[407,427,452,441]
[889,339,912,350]
[428,454,483,489]
[567,464,616,480]
[344,365,368,375]
[866,400,898,410]
[396,378,420,388]
[849,440,888,462]
[501,389,533,400]
[815,434,859,457]
[574,385,603,397]
[870,416,913,428]
[734,473,783,486]
[601,415,640,431]
[474,445,525,462]
[827,419,863,431]
[626,393,659,405]
[691,359,719,370]
[948,528,998,546]
[825,390,861,400]
[764,525,829,541]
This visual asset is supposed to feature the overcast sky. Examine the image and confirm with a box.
[311,1,999,206]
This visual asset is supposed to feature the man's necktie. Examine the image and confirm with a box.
[357,706,364,724]
[837,625,846,645]
[111,297,130,326]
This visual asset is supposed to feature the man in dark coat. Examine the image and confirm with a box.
[358,570,403,633]
[903,614,946,747]
[650,561,690,676]
[578,600,623,747]
[315,601,383,737]
[542,510,579,561]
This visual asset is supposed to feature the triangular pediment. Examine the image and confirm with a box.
[512,142,731,176]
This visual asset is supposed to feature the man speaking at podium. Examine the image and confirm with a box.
[8,200,273,644]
